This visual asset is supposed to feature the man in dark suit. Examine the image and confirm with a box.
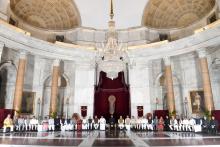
[164,115,170,131]
[109,115,116,130]
[209,116,219,134]
[54,116,61,131]
[201,116,209,133]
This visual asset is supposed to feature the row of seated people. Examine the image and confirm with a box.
[163,115,219,134]
[2,114,219,134]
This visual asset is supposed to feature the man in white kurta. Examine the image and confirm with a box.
[18,116,25,131]
[130,116,136,130]
[82,117,88,130]
[182,117,190,131]
[136,117,141,130]
[141,116,148,130]
[99,116,106,131]
[125,116,131,131]
[48,116,55,131]
[118,116,125,130]
[30,116,38,131]
[189,118,196,132]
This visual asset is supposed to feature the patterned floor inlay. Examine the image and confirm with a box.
[0,138,83,146]
[92,139,135,146]
[0,131,219,146]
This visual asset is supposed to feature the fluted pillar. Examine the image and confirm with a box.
[13,51,27,114]
[50,59,60,115]
[197,49,214,111]
[164,57,175,113]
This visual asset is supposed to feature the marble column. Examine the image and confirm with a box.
[164,57,175,113]
[13,51,27,114]
[0,43,4,62]
[50,59,60,115]
[197,49,214,111]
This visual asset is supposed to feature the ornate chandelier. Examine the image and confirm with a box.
[96,0,128,80]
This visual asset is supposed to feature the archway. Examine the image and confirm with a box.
[0,61,16,108]
[42,74,68,117]
[154,72,183,115]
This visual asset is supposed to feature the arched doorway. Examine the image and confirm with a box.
[0,61,16,108]
[42,74,68,117]
[155,72,183,115]
[94,71,130,120]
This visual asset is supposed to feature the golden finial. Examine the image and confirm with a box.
[110,0,114,20]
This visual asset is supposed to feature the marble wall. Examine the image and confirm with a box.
[2,46,220,118]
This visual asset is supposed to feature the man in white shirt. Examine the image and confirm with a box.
[24,116,31,131]
[189,117,196,132]
[173,118,179,131]
[125,115,131,131]
[48,116,55,131]
[182,117,189,131]
[99,116,106,131]
[30,116,38,131]
[169,116,178,131]
[141,116,148,130]
[82,117,88,130]
[18,116,25,131]
[178,118,184,131]
[130,116,136,130]
[136,117,141,131]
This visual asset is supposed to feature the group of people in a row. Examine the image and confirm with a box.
[2,114,219,134]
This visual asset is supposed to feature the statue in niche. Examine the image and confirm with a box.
[193,92,201,112]
[108,95,116,115]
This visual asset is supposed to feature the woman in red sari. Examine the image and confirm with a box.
[157,116,164,131]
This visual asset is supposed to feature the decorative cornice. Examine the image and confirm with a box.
[0,19,220,63]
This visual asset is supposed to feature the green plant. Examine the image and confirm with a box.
[15,110,21,116]
[203,109,211,120]
[50,112,57,118]
[169,110,176,117]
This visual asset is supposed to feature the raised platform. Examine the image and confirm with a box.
[0,131,220,147]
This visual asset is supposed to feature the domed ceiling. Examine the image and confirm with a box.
[142,0,215,29]
[10,0,81,30]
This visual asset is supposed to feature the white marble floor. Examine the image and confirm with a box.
[0,131,220,147]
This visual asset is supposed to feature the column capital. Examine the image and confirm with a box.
[19,51,27,59]
[163,56,171,66]
[53,59,60,66]
[196,48,207,58]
